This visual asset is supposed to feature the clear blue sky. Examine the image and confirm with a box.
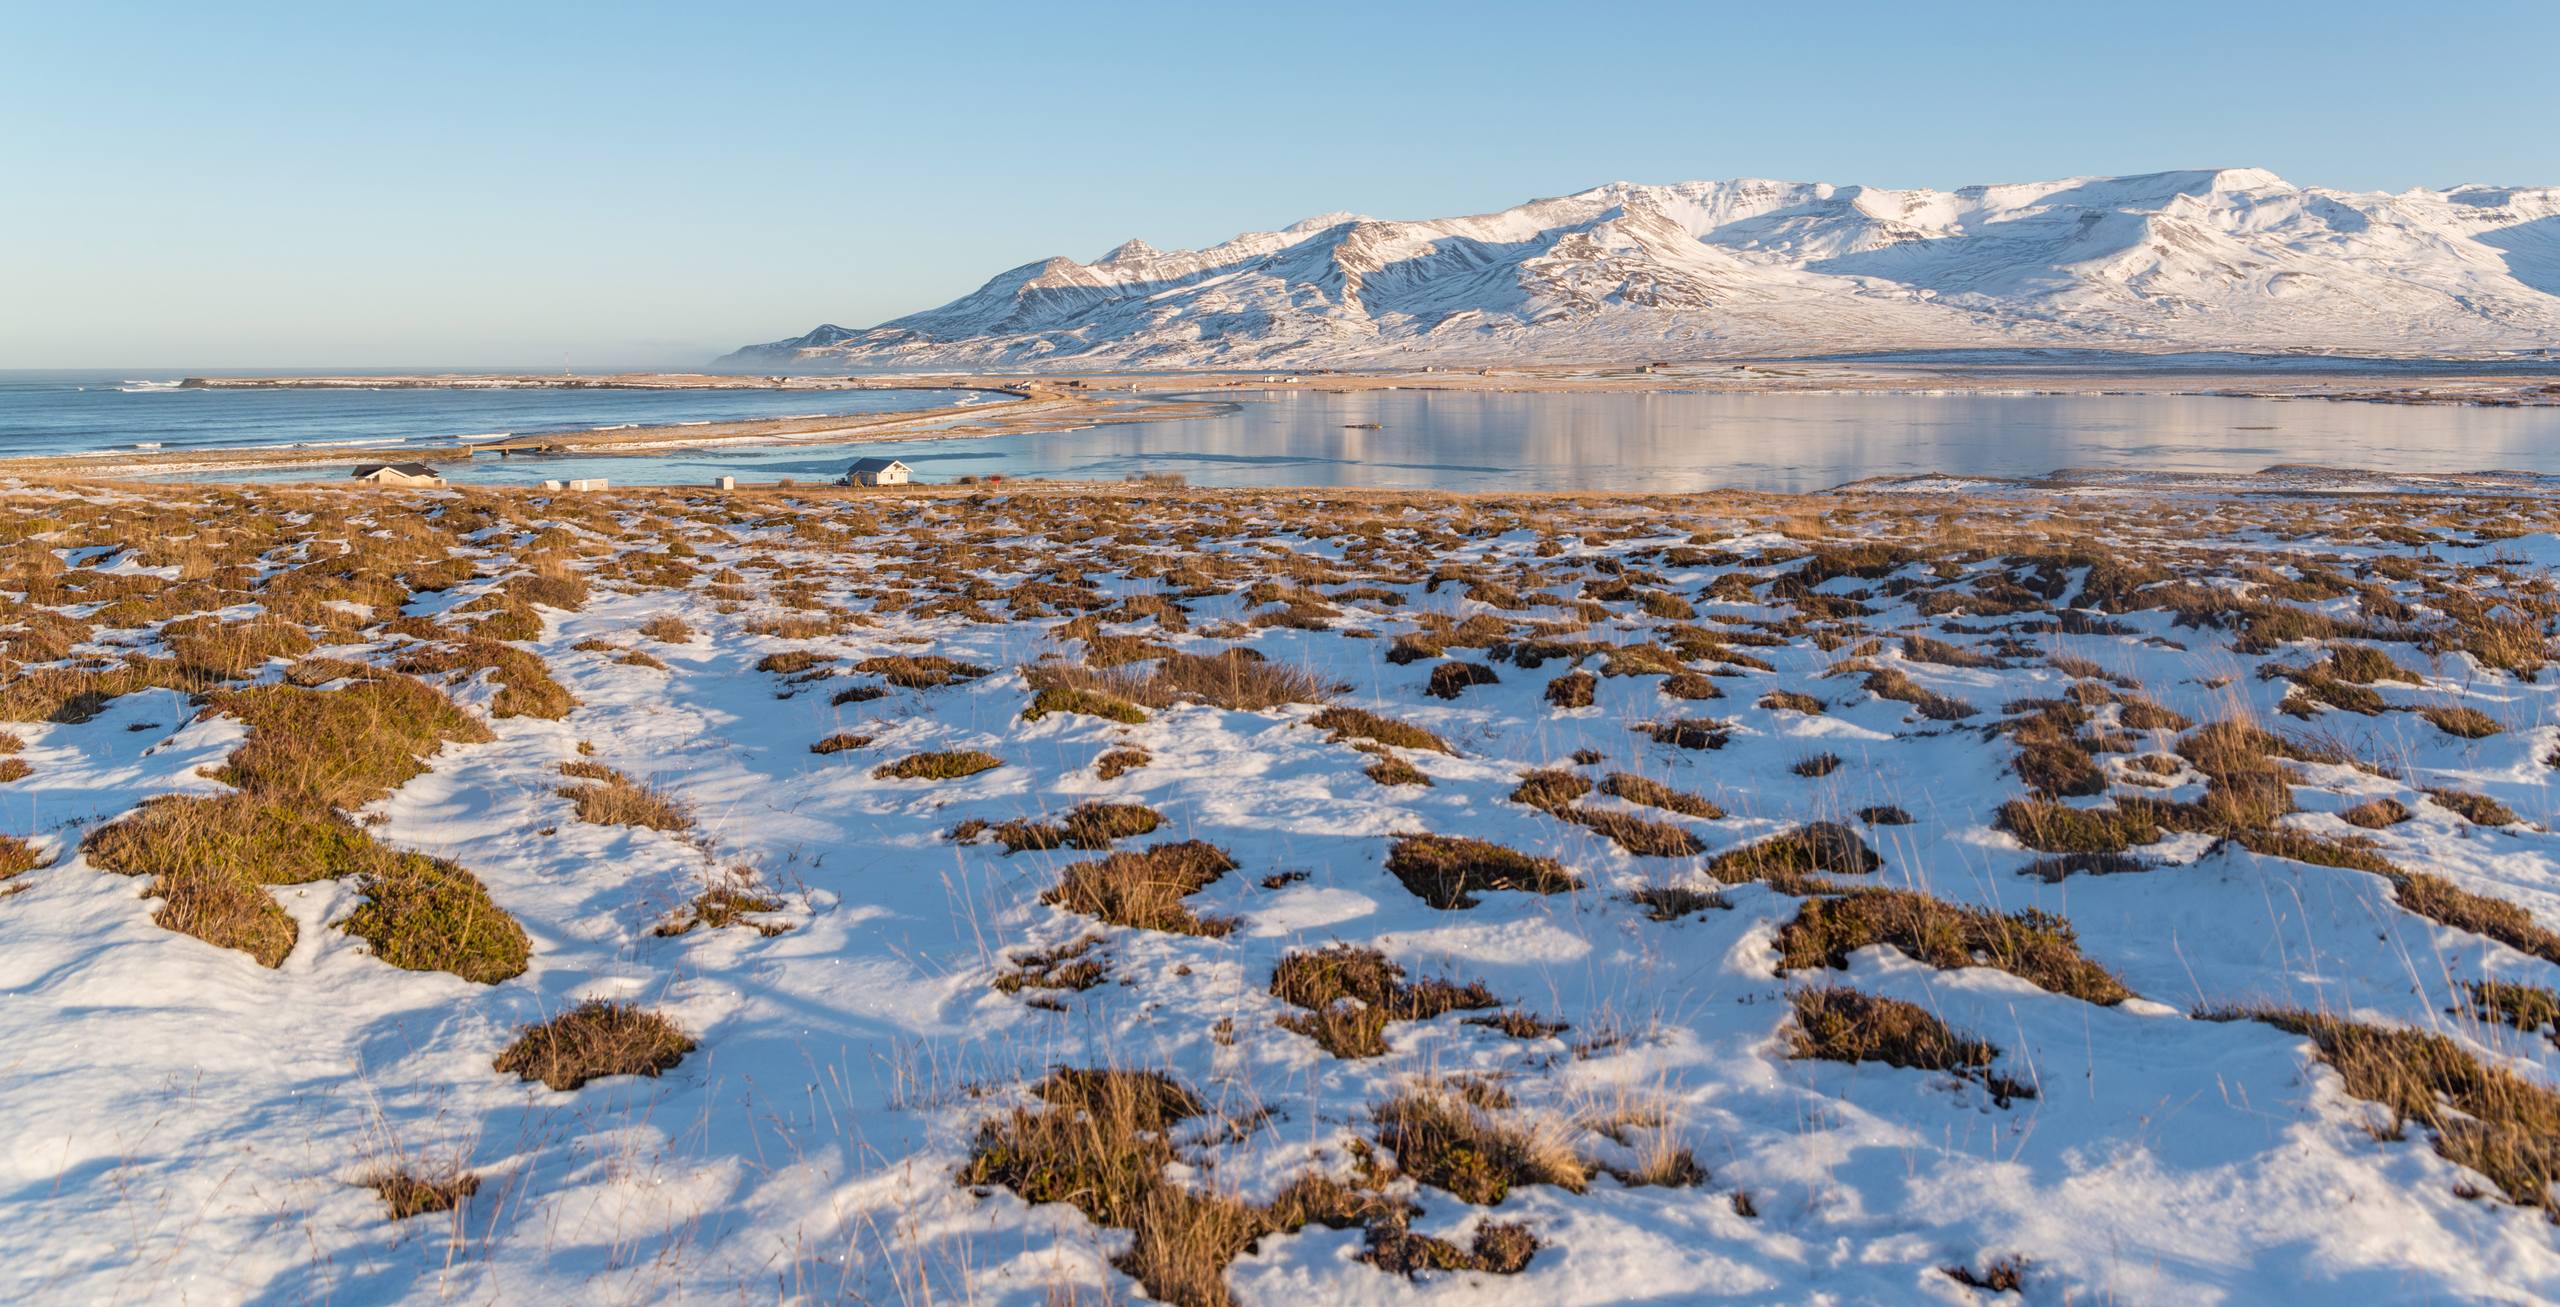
[5,1,2554,368]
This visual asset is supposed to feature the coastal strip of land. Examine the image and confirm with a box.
[0,384,1228,480]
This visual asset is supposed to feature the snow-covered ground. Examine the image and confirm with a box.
[1,482,2556,1304]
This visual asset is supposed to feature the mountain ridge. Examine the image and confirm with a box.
[725,170,2560,369]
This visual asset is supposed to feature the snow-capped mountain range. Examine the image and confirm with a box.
[725,169,2560,368]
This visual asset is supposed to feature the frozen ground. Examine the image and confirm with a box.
[0,482,2556,1305]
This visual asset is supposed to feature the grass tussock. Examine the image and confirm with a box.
[1044,840,1239,936]
[340,855,532,983]
[2394,873,2560,965]
[1995,798,2162,854]
[872,749,1003,781]
[2465,980,2560,1044]
[89,793,528,980]
[1643,717,1732,750]
[2340,797,2412,829]
[1031,649,1338,712]
[0,833,46,882]
[368,1167,480,1220]
[809,730,872,754]
[1788,987,2035,1107]
[493,1000,696,1091]
[1864,668,1977,720]
[2425,787,2520,827]
[1599,772,1725,819]
[393,639,576,720]
[959,1067,1514,1307]
[1372,1084,1591,1205]
[209,674,492,808]
[1776,889,2132,1004]
[1364,754,1431,787]
[2420,705,2504,739]
[1545,670,1596,708]
[651,880,789,937]
[2207,1006,2560,1214]
[1707,821,1880,890]
[1425,661,1501,699]
[1096,746,1152,779]
[1023,684,1148,724]
[638,614,694,643]
[1270,945,1501,1058]
[1629,884,1729,920]
[1385,834,1579,909]
[1308,706,1454,755]
[556,765,691,831]
[853,654,991,688]
[989,801,1164,852]
[992,936,1108,994]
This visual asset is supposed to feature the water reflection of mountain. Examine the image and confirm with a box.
[196,391,2560,492]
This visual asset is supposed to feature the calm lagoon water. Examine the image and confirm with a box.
[7,375,2556,492]
[211,388,2560,493]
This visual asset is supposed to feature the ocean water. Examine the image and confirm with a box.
[0,371,988,459]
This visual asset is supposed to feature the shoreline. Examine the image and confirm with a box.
[7,359,2556,481]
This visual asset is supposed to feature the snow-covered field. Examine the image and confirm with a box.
[3,481,2558,1304]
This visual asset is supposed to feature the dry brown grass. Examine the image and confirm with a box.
[368,1166,480,1220]
[1307,706,1454,754]
[1788,987,2035,1106]
[1545,670,1596,708]
[208,673,493,808]
[651,879,789,937]
[494,1000,696,1091]
[1043,840,1240,936]
[88,792,527,980]
[2465,980,2560,1044]
[1707,822,1880,890]
[1598,772,1725,819]
[1384,834,1579,909]
[2340,797,2412,829]
[1269,945,1501,1057]
[1777,889,2132,1004]
[872,749,1004,781]
[638,614,694,643]
[2206,1006,2560,1214]
[1864,668,1977,720]
[556,764,691,831]
[1022,685,1148,724]
[1096,746,1152,779]
[991,936,1109,994]
[1030,649,1339,712]
[853,654,991,688]
[983,801,1165,853]
[2420,705,2505,738]
[0,833,45,883]
[2425,787,2521,827]
[1371,1083,1591,1205]
[340,854,532,983]
[2394,874,2560,965]
[394,639,576,720]
[958,1067,1495,1307]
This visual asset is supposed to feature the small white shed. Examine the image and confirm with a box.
[843,457,911,487]
[352,462,446,488]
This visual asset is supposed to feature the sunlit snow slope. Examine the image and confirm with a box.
[726,170,2560,368]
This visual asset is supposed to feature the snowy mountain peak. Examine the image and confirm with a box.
[725,170,2560,368]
